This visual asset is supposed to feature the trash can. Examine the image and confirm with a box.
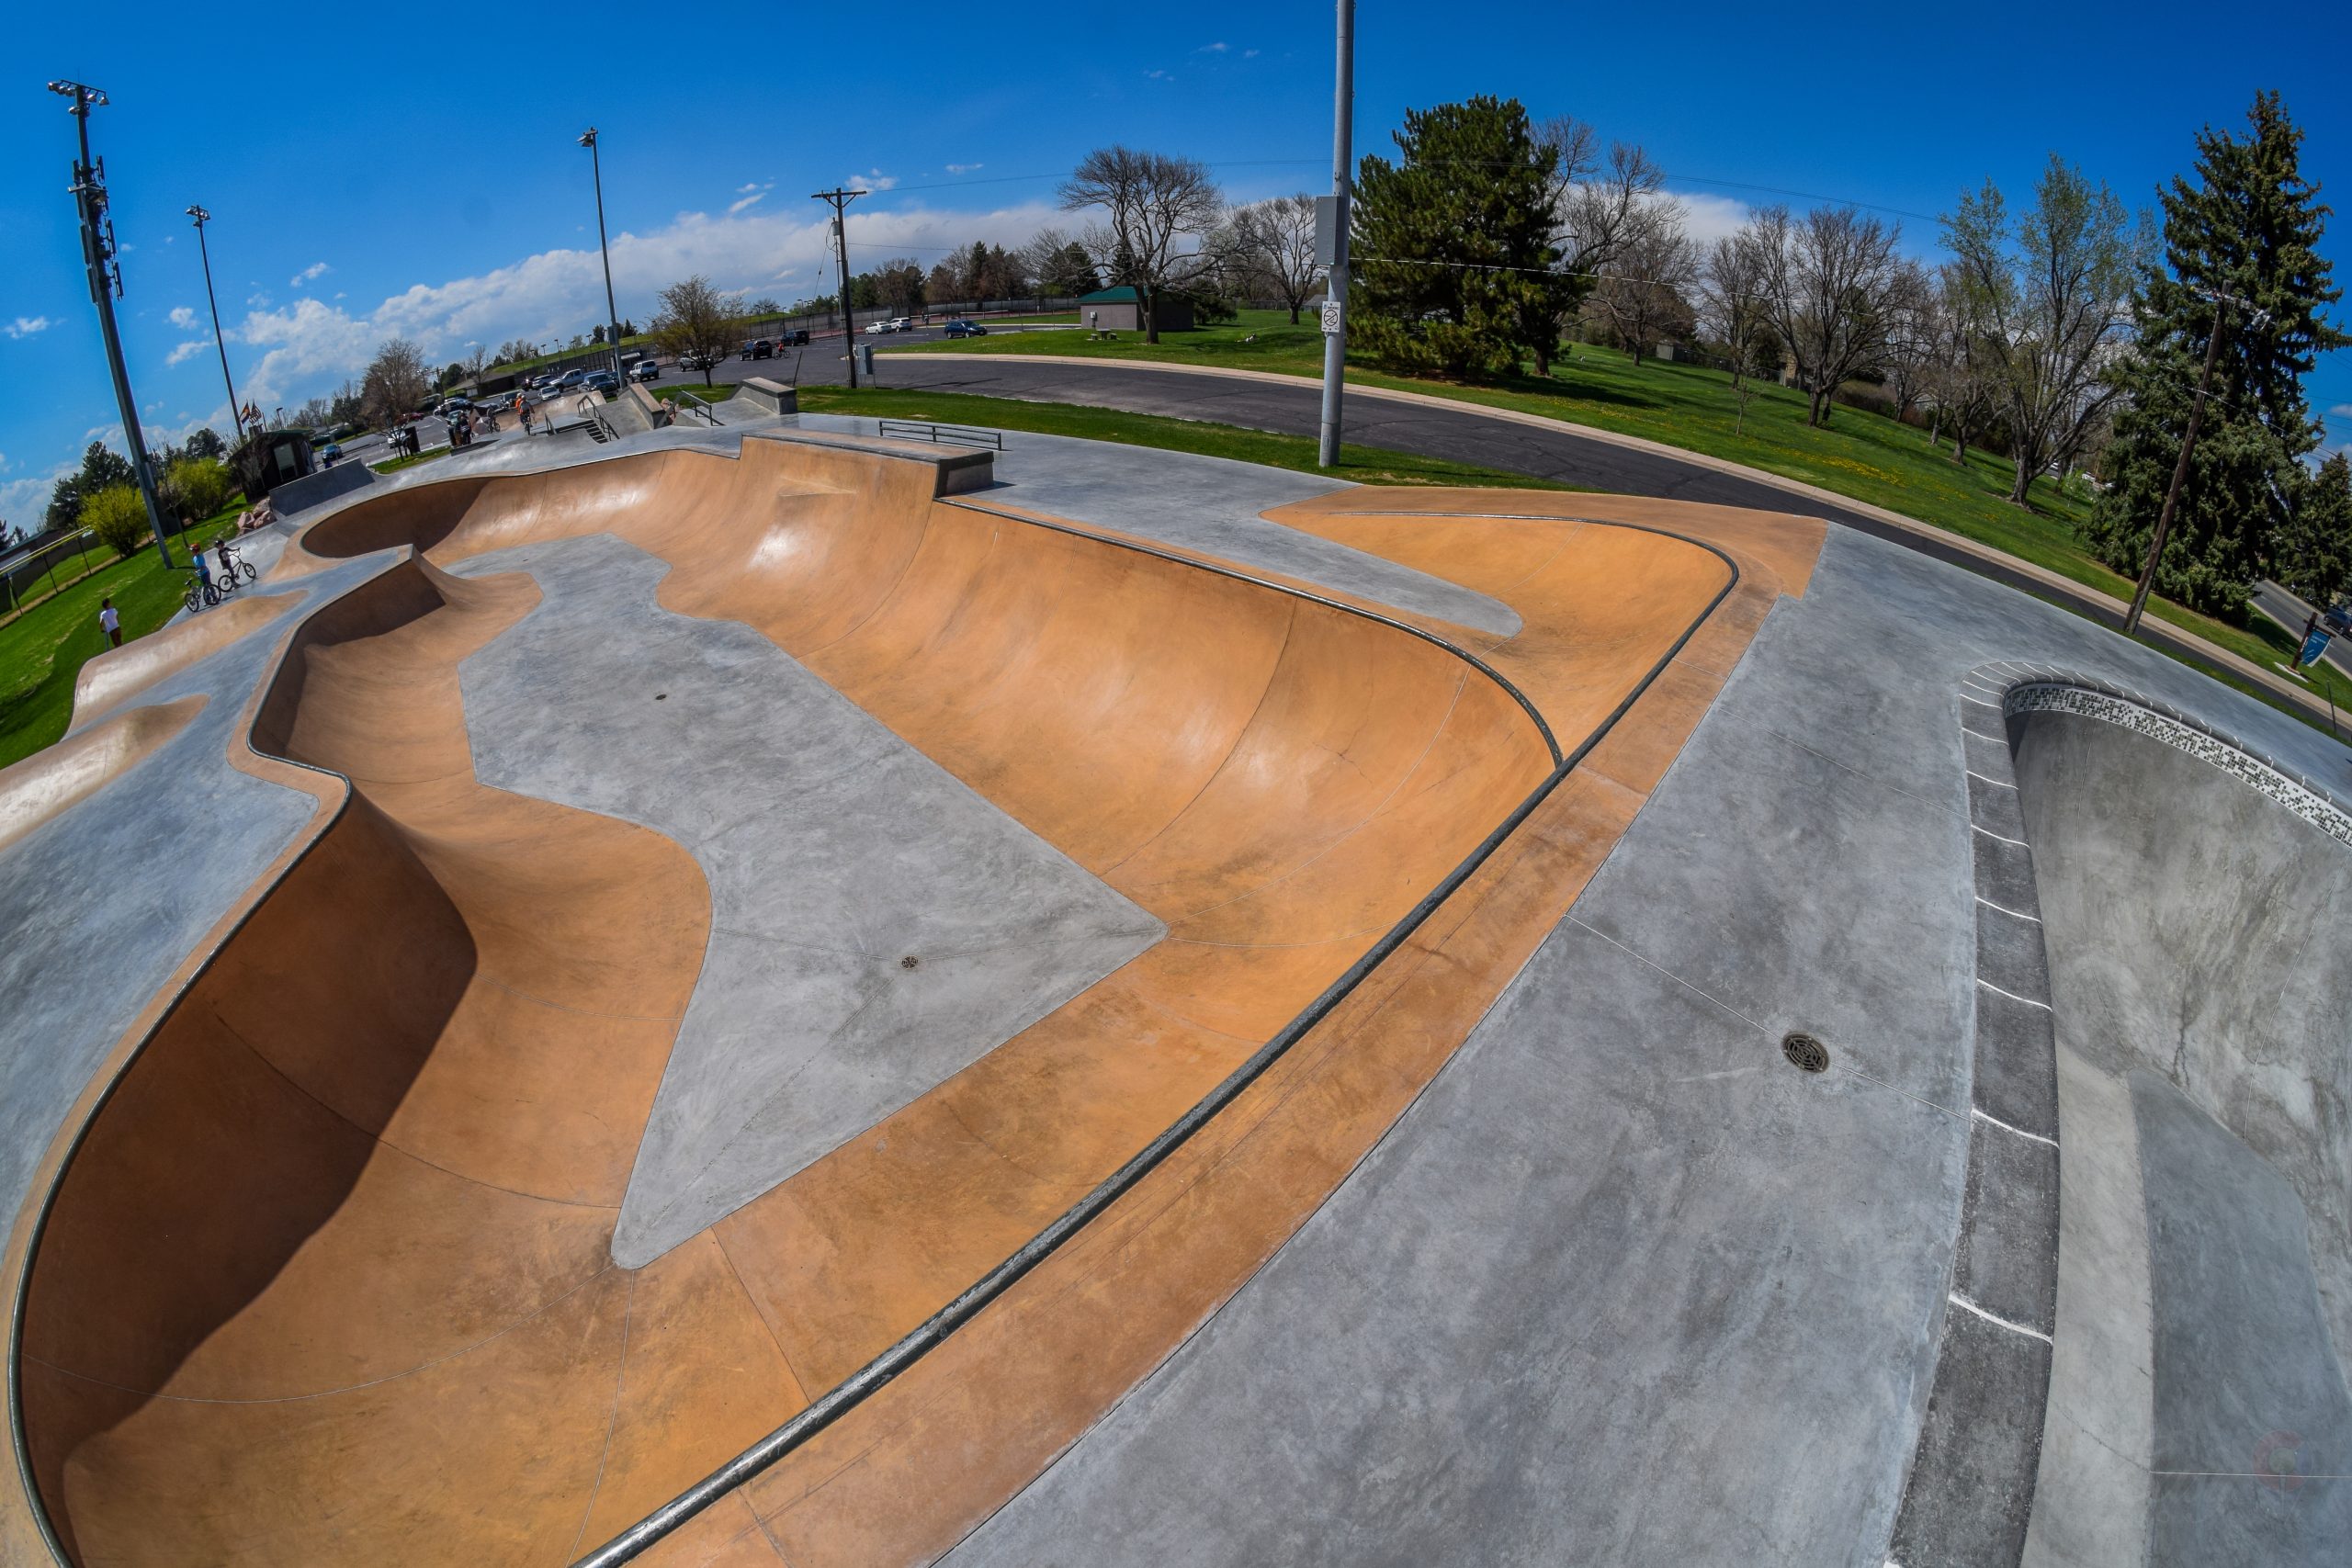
[859,344,876,378]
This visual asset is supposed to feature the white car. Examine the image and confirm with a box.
[863,321,893,334]
[888,316,914,332]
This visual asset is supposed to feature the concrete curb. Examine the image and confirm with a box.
[899,353,2336,728]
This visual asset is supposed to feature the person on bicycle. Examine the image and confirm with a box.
[194,547,212,598]
[217,537,239,590]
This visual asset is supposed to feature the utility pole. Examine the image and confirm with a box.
[1317,0,1355,468]
[49,80,174,566]
[2123,291,2260,637]
[580,129,624,378]
[812,187,867,389]
[185,205,244,447]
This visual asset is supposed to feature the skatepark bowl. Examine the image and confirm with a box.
[1,423,2346,1568]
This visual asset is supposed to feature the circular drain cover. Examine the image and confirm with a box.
[1782,1032,1830,1073]
[900,955,920,970]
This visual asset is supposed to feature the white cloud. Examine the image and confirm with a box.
[169,305,199,330]
[736,182,763,195]
[1146,69,1175,82]
[1198,40,1228,52]
[225,197,1057,411]
[165,340,213,367]
[246,291,273,309]
[291,262,331,286]
[6,316,52,339]
[1662,189,1754,250]
[945,163,984,175]
[846,169,899,192]
[1244,47,1260,58]
[0,457,78,526]
[728,192,765,215]
[2330,403,2352,419]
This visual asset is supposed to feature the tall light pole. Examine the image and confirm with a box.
[579,128,624,377]
[185,205,245,447]
[49,80,174,565]
[813,187,867,389]
[2122,290,2264,637]
[1316,0,1355,468]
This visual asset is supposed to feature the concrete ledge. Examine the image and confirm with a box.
[737,377,799,416]
[613,386,662,435]
[745,427,991,495]
[268,460,375,515]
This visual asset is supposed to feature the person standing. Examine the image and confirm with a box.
[98,596,121,648]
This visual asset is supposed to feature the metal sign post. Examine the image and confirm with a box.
[1316,0,1354,469]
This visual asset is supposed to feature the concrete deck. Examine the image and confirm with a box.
[0,410,2344,1568]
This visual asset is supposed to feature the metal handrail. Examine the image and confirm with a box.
[673,390,723,428]
[876,419,1002,450]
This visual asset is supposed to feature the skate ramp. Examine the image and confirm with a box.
[2011,696,2352,1566]
[17,434,1740,1564]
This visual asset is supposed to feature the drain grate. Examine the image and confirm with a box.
[1782,1032,1830,1073]
[900,955,920,970]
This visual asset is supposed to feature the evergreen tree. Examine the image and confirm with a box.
[2083,92,2348,616]
[1043,242,1098,297]
[1351,96,1562,378]
[45,441,137,532]
[2277,451,2352,608]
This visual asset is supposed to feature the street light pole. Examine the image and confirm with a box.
[1316,0,1355,468]
[579,129,624,378]
[185,205,245,447]
[813,187,867,389]
[2122,291,2260,637]
[49,80,175,566]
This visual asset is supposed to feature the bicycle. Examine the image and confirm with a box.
[179,569,220,615]
[214,541,258,586]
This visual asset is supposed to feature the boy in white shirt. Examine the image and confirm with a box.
[99,597,121,648]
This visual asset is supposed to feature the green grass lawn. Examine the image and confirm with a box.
[651,383,732,402]
[982,311,1080,324]
[0,503,247,769]
[798,387,1577,492]
[891,310,2314,685]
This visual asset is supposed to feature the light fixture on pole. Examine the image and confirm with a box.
[812,186,868,389]
[579,129,624,378]
[49,79,175,565]
[2121,288,2266,637]
[1316,0,1355,469]
[185,205,246,447]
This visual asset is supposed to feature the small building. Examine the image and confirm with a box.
[1074,285,1193,333]
[232,427,316,500]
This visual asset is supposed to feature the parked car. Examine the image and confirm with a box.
[629,358,662,383]
[863,321,894,334]
[943,319,989,338]
[583,371,619,397]
[888,316,915,332]
[679,352,718,371]
[555,369,589,390]
[318,443,343,465]
[740,339,774,360]
[440,396,476,417]
[776,329,810,346]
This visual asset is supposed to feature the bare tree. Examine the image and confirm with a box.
[1941,157,2144,505]
[1700,231,1771,434]
[1528,119,1667,376]
[357,339,429,425]
[465,342,490,378]
[1059,146,1225,343]
[1924,262,1996,463]
[1591,200,1696,367]
[650,275,734,387]
[1234,194,1322,323]
[1877,259,1939,424]
[1752,204,1905,427]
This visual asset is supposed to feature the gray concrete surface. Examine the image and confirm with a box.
[945,527,2352,1568]
[447,534,1163,1268]
[0,550,396,1320]
[2013,707,2352,1566]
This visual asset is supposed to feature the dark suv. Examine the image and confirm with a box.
[776,329,810,346]
[741,339,773,360]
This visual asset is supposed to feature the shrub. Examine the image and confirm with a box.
[79,485,151,558]
[165,456,234,521]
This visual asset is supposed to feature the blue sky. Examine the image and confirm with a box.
[5,2,2347,523]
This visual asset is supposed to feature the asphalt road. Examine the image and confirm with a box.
[2250,578,2351,680]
